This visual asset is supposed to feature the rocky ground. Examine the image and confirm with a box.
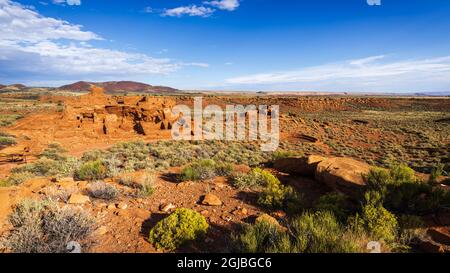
[0,92,449,253]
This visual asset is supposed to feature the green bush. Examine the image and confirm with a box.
[359,192,399,242]
[232,168,269,189]
[215,162,234,177]
[232,221,293,253]
[256,170,303,212]
[291,211,362,253]
[75,160,106,181]
[232,211,362,253]
[429,163,445,184]
[178,159,233,182]
[272,150,301,161]
[366,163,450,214]
[149,208,209,251]
[315,193,352,222]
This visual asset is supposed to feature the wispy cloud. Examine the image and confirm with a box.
[204,0,240,11]
[162,0,240,17]
[162,5,215,17]
[0,0,207,83]
[225,55,450,92]
[52,0,81,6]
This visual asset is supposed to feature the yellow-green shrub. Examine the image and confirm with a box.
[75,160,106,181]
[149,208,209,251]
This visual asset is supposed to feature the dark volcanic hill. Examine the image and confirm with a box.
[59,81,179,94]
[0,84,5,89]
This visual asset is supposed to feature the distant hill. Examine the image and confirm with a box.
[59,81,179,94]
[0,84,27,91]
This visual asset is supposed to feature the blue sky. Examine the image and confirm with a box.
[1,0,450,92]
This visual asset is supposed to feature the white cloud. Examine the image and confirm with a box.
[204,0,239,11]
[52,0,81,6]
[225,55,450,92]
[162,5,215,17]
[0,0,207,82]
[0,0,98,42]
[143,6,153,13]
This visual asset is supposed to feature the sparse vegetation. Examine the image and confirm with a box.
[0,135,16,148]
[148,140,271,167]
[75,160,107,181]
[232,211,362,253]
[315,192,353,222]
[0,114,23,127]
[365,163,450,214]
[178,159,233,182]
[149,208,209,251]
[232,168,267,189]
[0,200,95,253]
[87,181,118,200]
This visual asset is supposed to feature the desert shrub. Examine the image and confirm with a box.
[148,140,271,167]
[0,114,22,127]
[44,185,77,203]
[429,163,445,184]
[359,191,399,242]
[179,159,217,181]
[315,193,352,222]
[366,163,450,214]
[38,143,67,161]
[1,171,34,187]
[149,208,209,251]
[75,160,106,181]
[271,150,301,161]
[232,168,267,189]
[232,221,293,253]
[291,211,362,253]
[178,159,233,182]
[0,200,95,253]
[0,136,16,148]
[232,211,362,253]
[215,162,234,177]
[87,181,118,200]
[256,170,303,212]
[397,215,426,246]
[12,156,78,178]
[80,141,154,175]
[118,171,156,197]
[137,179,155,197]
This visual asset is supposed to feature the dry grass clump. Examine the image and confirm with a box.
[87,181,119,200]
[0,200,95,253]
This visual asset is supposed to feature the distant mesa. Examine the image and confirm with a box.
[59,81,179,94]
[0,84,27,91]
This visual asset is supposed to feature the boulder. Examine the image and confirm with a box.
[68,193,90,204]
[255,213,280,227]
[201,194,222,206]
[273,155,325,177]
[315,157,370,198]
